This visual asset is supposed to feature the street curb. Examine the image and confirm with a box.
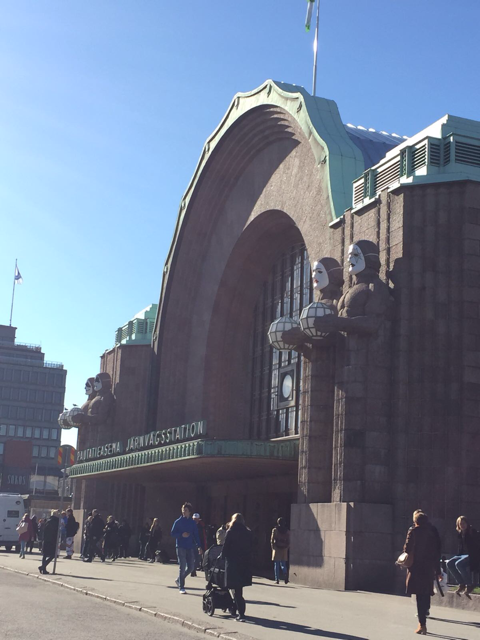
[0,564,255,639]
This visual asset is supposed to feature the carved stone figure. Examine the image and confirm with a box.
[73,372,115,428]
[81,377,97,414]
[313,240,392,335]
[281,257,344,349]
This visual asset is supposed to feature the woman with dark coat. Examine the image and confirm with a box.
[223,513,253,622]
[403,512,441,635]
[145,518,162,562]
[446,516,480,596]
[103,516,119,561]
[38,510,60,575]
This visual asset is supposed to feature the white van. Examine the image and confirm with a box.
[0,493,25,551]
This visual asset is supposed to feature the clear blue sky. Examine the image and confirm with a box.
[1,1,479,447]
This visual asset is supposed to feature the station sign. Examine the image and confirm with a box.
[75,420,206,463]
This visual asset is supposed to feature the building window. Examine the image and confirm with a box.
[0,443,3,455]
[48,447,56,458]
[13,370,21,382]
[34,428,41,439]
[8,406,17,419]
[30,372,38,384]
[17,426,24,437]
[22,371,30,383]
[42,428,49,439]
[41,446,47,457]
[25,427,32,438]
[250,243,312,440]
[51,428,58,440]
[33,446,39,457]
[8,425,15,436]
[0,424,6,436]
[28,389,36,402]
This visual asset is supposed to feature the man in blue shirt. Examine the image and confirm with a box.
[171,502,202,594]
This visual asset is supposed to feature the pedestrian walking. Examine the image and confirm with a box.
[16,513,32,559]
[223,513,253,622]
[446,516,480,596]
[191,513,207,576]
[65,508,79,559]
[145,518,162,563]
[271,517,290,584]
[84,509,105,562]
[103,516,119,561]
[81,513,93,559]
[28,515,38,553]
[118,519,132,558]
[60,511,68,547]
[38,510,60,575]
[402,511,441,635]
[171,502,202,594]
[138,520,151,560]
[37,518,45,552]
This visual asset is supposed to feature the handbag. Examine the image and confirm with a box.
[16,521,28,535]
[396,550,414,568]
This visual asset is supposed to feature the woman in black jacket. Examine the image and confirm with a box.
[145,518,162,563]
[103,516,119,561]
[446,516,480,596]
[38,510,60,575]
[223,513,253,622]
[403,512,441,635]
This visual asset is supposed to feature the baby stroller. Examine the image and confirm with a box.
[202,545,236,617]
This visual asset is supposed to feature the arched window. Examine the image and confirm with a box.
[250,243,312,440]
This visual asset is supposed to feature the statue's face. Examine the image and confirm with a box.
[348,244,366,274]
[85,380,93,396]
[94,376,102,392]
[312,261,329,291]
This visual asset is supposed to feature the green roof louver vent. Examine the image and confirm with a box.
[455,141,480,167]
[351,114,480,209]
[411,143,427,172]
[444,141,451,165]
[429,142,441,166]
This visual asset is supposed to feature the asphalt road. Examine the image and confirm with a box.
[0,571,200,640]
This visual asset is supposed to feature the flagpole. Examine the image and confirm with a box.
[9,259,17,326]
[312,0,321,96]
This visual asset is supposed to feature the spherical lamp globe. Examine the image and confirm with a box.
[268,316,301,351]
[300,302,334,338]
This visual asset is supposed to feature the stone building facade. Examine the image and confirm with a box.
[70,81,480,591]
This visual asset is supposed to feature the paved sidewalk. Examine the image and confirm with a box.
[1,551,479,640]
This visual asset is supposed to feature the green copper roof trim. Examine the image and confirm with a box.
[156,80,366,339]
[68,438,299,478]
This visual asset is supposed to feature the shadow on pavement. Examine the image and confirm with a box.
[56,575,113,581]
[427,634,470,640]
[244,615,368,639]
[248,600,295,608]
[429,617,480,628]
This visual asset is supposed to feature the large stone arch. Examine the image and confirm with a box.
[152,81,357,434]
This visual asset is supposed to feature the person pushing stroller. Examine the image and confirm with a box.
[202,525,236,617]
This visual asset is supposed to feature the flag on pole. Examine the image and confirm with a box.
[305,0,316,32]
[14,265,23,285]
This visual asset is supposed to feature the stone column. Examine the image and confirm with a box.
[298,342,336,503]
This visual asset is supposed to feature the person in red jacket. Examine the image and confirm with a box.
[17,513,33,559]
